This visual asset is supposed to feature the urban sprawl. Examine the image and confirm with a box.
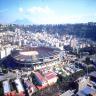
[0,24,96,96]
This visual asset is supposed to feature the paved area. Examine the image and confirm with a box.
[0,72,17,81]
[60,90,74,96]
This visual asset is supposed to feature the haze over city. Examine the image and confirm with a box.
[0,0,96,24]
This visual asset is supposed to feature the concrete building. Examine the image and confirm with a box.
[0,49,6,59]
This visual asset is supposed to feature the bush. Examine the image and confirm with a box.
[2,69,8,74]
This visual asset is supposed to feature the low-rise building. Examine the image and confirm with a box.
[44,71,58,86]
[33,72,48,90]
[77,86,96,96]
[24,80,37,96]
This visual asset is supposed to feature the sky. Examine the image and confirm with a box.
[0,0,96,24]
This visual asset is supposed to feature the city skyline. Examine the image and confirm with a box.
[0,0,96,24]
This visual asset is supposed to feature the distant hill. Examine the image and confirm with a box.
[13,18,32,25]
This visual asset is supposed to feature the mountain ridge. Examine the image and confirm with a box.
[13,18,32,25]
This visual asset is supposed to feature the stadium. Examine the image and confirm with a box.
[3,46,61,69]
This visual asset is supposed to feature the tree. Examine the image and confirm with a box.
[85,57,90,76]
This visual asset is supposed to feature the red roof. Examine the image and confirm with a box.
[17,91,25,96]
[45,71,57,80]
[36,85,47,90]
[35,72,46,83]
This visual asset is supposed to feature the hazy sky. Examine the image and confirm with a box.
[0,0,96,24]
